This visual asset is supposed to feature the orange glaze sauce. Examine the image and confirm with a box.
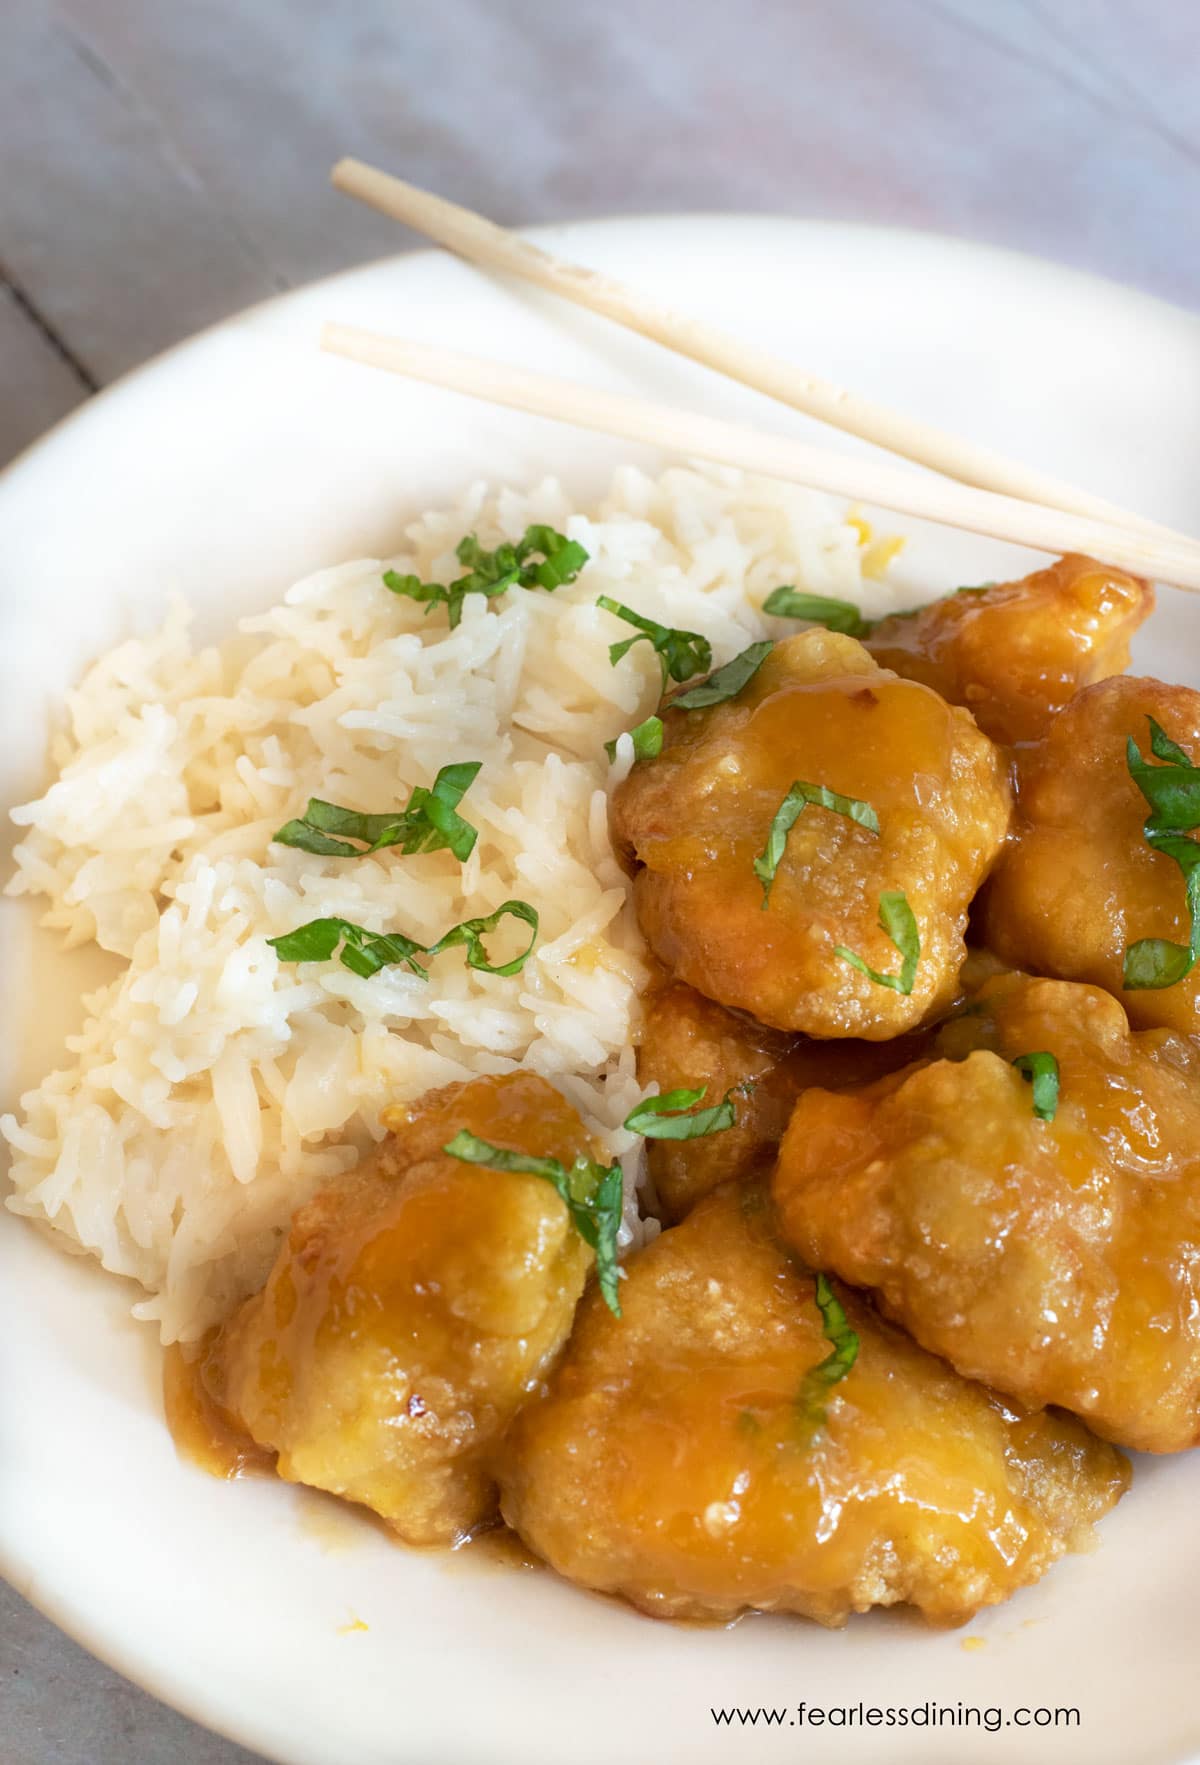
[162,1336,275,1479]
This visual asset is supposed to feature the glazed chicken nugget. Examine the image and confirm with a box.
[983,675,1200,1034]
[611,630,1011,1038]
[775,972,1200,1452]
[211,1073,596,1545]
[500,1184,1127,1627]
[638,979,930,1221]
[867,553,1152,746]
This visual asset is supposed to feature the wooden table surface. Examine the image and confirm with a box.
[2,1,1197,1761]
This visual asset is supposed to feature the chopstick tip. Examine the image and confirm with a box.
[330,156,363,192]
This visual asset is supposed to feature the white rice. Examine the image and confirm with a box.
[2,464,904,1343]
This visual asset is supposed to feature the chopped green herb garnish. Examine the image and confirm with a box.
[672,641,774,710]
[623,1083,738,1141]
[460,524,589,593]
[754,781,879,906]
[267,917,429,978]
[1123,717,1200,990]
[384,525,588,628]
[273,762,481,861]
[382,566,509,628]
[267,899,538,980]
[1011,1051,1059,1122]
[795,1272,859,1430]
[605,714,665,764]
[443,1130,623,1315]
[834,889,920,995]
[764,581,998,635]
[426,901,539,976]
[762,587,870,637]
[873,582,998,625]
[597,596,711,689]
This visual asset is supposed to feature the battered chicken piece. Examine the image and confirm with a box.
[500,1184,1127,1626]
[983,675,1200,1034]
[611,630,1011,1038]
[210,1073,595,1545]
[774,971,1200,1453]
[867,554,1152,746]
[639,979,930,1221]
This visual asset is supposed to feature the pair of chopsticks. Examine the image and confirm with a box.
[324,157,1200,592]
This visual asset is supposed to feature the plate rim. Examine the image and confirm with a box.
[3,209,1195,495]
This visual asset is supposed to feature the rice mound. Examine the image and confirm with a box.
[2,465,902,1343]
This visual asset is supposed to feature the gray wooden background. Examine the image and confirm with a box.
[2,2,1197,1762]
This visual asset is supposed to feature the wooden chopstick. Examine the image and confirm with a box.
[320,323,1200,594]
[331,157,1193,551]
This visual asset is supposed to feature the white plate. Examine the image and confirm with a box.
[3,218,1200,1765]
